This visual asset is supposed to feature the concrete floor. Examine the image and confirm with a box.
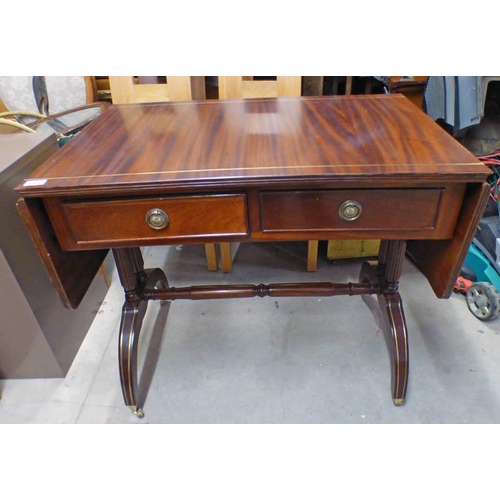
[1,241,500,424]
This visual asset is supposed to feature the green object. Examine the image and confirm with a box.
[57,135,74,148]
[465,243,500,292]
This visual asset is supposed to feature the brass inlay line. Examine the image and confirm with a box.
[119,308,137,407]
[388,302,401,398]
[388,299,408,399]
[118,315,126,401]
[29,163,482,183]
[127,314,135,406]
[399,301,409,395]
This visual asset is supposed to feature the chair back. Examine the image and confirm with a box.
[0,76,96,119]
[218,76,301,99]
[108,76,206,103]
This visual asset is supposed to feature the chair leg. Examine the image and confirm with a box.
[220,243,233,272]
[212,241,318,273]
[205,243,218,271]
[99,263,111,288]
[307,240,319,272]
[345,76,353,95]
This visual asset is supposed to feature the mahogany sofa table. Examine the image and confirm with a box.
[16,95,490,417]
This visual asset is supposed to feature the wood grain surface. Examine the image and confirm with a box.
[17,95,490,197]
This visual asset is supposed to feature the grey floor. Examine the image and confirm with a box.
[1,241,500,424]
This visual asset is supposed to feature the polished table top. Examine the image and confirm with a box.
[18,95,488,197]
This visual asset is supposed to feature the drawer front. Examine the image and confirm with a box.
[52,194,248,249]
[260,189,445,234]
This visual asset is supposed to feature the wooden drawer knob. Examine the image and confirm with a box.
[339,200,362,221]
[146,208,169,230]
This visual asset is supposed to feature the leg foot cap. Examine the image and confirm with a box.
[132,407,145,418]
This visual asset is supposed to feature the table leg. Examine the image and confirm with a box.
[118,300,147,417]
[113,248,169,417]
[113,241,409,415]
[360,240,409,405]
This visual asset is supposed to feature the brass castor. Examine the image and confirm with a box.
[133,408,145,418]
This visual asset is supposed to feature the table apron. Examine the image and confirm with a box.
[42,183,466,251]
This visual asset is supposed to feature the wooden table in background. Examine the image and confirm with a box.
[16,95,490,417]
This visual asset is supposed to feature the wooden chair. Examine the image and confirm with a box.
[108,77,220,270]
[0,76,101,134]
[218,76,301,99]
[216,76,319,272]
[387,76,428,109]
[108,76,206,103]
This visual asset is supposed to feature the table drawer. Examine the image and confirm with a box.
[48,194,248,249]
[260,188,452,235]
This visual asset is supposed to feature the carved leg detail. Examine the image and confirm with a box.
[360,240,409,405]
[113,248,172,418]
[118,299,148,417]
[378,293,409,405]
[113,243,411,412]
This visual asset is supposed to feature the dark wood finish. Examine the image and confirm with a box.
[144,281,380,301]
[17,95,487,196]
[378,240,409,404]
[359,240,409,404]
[17,94,488,297]
[113,248,169,416]
[45,193,248,250]
[15,95,491,415]
[260,187,462,237]
[407,182,491,298]
[16,197,107,309]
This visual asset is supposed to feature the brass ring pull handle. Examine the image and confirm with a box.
[339,200,362,221]
[146,208,169,230]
